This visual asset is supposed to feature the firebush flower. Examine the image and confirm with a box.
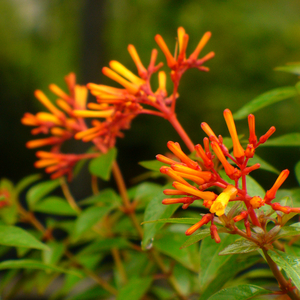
[157,109,298,241]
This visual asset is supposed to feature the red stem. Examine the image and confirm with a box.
[167,113,194,152]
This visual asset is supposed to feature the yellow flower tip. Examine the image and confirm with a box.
[127,44,148,77]
[34,90,65,119]
[210,185,237,216]
[177,27,189,58]
[172,181,216,200]
[36,112,62,126]
[201,122,217,138]
[26,138,57,149]
[189,31,212,60]
[75,85,88,109]
[265,169,290,201]
[223,109,244,159]
[250,196,265,209]
[102,67,139,94]
[48,84,69,100]
[109,60,145,86]
[73,109,114,119]
[157,71,167,94]
[167,141,199,169]
[154,34,176,68]
[34,159,58,168]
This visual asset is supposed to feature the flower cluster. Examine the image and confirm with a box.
[157,109,300,242]
[23,27,214,179]
[87,27,214,123]
[21,73,103,179]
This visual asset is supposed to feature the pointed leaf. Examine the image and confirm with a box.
[155,231,200,272]
[207,284,271,300]
[0,225,48,250]
[116,276,152,300]
[42,241,65,265]
[275,64,300,76]
[15,174,41,195]
[89,148,117,180]
[180,228,211,249]
[219,239,259,255]
[267,250,300,289]
[142,183,179,250]
[139,160,165,172]
[247,154,279,174]
[276,223,300,240]
[34,196,78,216]
[295,161,300,185]
[260,133,300,147]
[233,86,298,120]
[199,234,238,290]
[73,206,112,239]
[0,259,80,276]
[26,179,60,209]
[78,188,121,206]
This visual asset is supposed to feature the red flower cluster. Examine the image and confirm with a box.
[157,109,299,242]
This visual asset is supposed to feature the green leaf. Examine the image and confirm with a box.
[275,63,300,76]
[26,179,60,210]
[139,159,165,172]
[130,182,163,208]
[34,196,78,216]
[233,86,298,120]
[15,174,41,195]
[276,223,300,240]
[199,234,238,290]
[142,217,201,225]
[295,161,300,186]
[200,254,260,300]
[260,133,300,147]
[180,228,211,249]
[246,176,265,198]
[73,206,112,239]
[88,148,117,180]
[267,250,300,290]
[154,230,200,271]
[42,241,65,265]
[247,154,279,174]
[142,183,179,250]
[0,259,80,276]
[0,225,48,250]
[116,276,152,300]
[78,188,121,206]
[78,238,131,255]
[219,239,259,255]
[207,284,271,300]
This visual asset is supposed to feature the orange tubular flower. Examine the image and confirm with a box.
[185,214,213,236]
[155,27,214,72]
[210,142,238,178]
[167,141,199,170]
[265,169,290,202]
[223,109,245,160]
[248,114,257,145]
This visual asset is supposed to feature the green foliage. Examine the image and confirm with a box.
[89,148,117,180]
[0,225,48,250]
[207,284,271,300]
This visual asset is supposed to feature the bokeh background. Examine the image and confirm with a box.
[2,0,300,198]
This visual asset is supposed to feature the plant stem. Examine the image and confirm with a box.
[64,250,118,296]
[59,177,81,213]
[112,161,144,238]
[262,248,300,300]
[111,247,128,284]
[91,174,100,194]
[167,113,195,152]
[150,249,188,300]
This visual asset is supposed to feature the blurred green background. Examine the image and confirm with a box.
[2,0,300,197]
